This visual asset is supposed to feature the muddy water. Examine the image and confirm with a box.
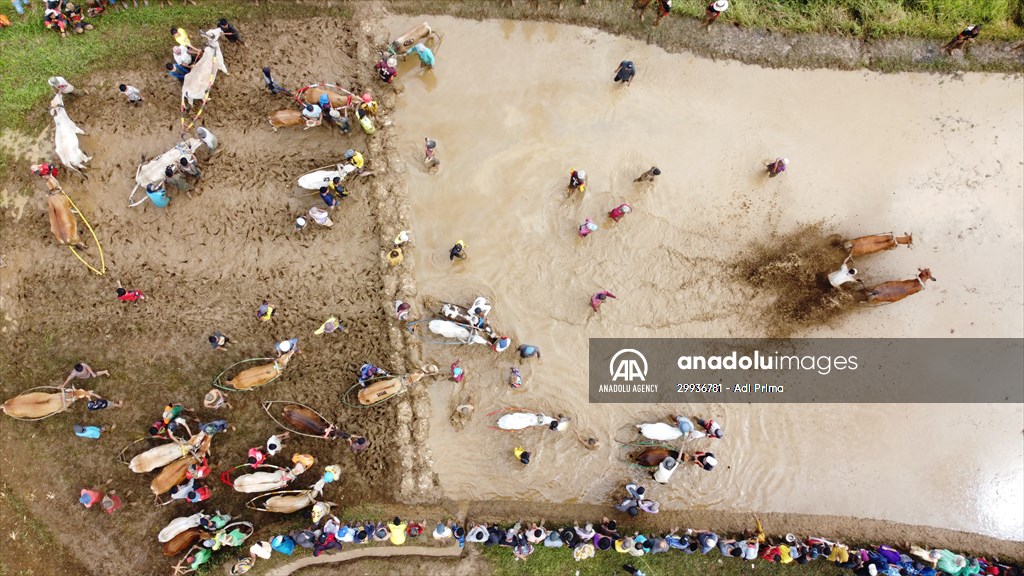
[389,16,1024,540]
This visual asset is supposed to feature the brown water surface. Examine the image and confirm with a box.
[389,16,1024,540]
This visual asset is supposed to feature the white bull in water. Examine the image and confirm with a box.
[182,28,228,107]
[49,93,90,172]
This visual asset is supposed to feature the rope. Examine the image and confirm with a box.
[60,189,106,275]
[116,436,165,465]
[213,358,277,392]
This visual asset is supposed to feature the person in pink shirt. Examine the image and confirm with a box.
[591,291,617,312]
[609,204,632,222]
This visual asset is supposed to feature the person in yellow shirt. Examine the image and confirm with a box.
[615,536,634,553]
[388,517,407,545]
[344,149,365,170]
[171,27,200,57]
[778,544,794,564]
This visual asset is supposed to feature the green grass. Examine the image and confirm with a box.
[0,1,324,130]
[679,0,1024,40]
[482,545,852,576]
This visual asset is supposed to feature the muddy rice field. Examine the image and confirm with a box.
[1,3,1022,575]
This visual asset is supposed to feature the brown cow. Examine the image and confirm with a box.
[301,87,349,109]
[844,232,913,257]
[863,268,935,304]
[268,109,306,131]
[632,447,679,467]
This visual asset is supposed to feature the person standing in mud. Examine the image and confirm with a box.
[609,204,632,223]
[425,138,439,168]
[449,240,467,261]
[591,290,617,312]
[703,0,728,30]
[261,67,292,96]
[179,157,201,183]
[163,166,192,199]
[943,24,980,54]
[217,18,244,45]
[568,169,587,193]
[517,344,542,364]
[375,56,398,84]
[635,167,661,183]
[767,157,788,177]
[613,61,635,85]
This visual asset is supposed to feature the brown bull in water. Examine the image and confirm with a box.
[863,268,935,304]
[632,447,679,467]
[844,232,913,257]
[45,177,85,249]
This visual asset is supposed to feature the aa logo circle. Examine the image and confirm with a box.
[610,349,648,381]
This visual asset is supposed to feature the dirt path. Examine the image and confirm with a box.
[264,544,463,576]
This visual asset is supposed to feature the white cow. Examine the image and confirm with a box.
[135,138,203,189]
[182,28,228,107]
[49,93,90,172]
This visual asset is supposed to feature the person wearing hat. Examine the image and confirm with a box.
[217,18,243,44]
[375,56,399,84]
[275,337,298,357]
[568,169,587,193]
[635,166,661,183]
[294,215,307,231]
[79,488,102,508]
[613,60,636,85]
[615,536,635,554]
[767,157,789,177]
[691,451,718,471]
[433,521,454,541]
[271,534,296,555]
[343,148,365,170]
[359,94,379,118]
[609,203,632,222]
[703,0,729,30]
[513,446,531,465]
[579,218,598,238]
[404,42,435,68]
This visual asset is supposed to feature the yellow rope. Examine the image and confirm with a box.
[61,189,106,275]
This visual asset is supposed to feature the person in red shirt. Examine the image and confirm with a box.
[609,204,632,222]
[116,280,145,302]
[703,0,728,30]
[31,163,60,179]
[654,0,672,26]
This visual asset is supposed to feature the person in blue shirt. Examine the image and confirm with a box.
[165,62,189,83]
